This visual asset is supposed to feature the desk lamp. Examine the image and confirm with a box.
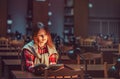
[67,47,92,79]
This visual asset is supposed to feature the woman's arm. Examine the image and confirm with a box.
[23,49,35,72]
[49,53,58,64]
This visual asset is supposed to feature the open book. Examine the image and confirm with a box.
[33,64,73,75]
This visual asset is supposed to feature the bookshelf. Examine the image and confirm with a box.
[63,0,89,44]
[64,0,74,44]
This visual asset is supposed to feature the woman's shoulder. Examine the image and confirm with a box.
[22,41,37,54]
[22,40,36,50]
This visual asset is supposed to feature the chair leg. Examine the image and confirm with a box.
[103,62,108,78]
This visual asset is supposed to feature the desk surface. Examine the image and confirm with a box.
[67,64,104,71]
[3,59,21,65]
[0,47,19,50]
[0,47,19,52]
[0,52,19,56]
[3,59,112,79]
[11,68,83,79]
[11,70,46,79]
[3,59,82,71]
[2,59,105,71]
[100,48,118,52]
[4,61,84,79]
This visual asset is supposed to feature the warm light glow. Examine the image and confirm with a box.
[48,11,52,16]
[7,19,13,25]
[48,21,52,26]
[88,3,93,8]
[7,29,11,33]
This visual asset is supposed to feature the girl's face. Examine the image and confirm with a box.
[36,28,48,47]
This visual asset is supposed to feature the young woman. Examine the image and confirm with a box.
[21,24,59,74]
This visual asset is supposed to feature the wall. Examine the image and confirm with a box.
[7,0,120,39]
[49,0,64,38]
[74,0,89,38]
[8,0,28,35]
[88,0,120,41]
[89,0,120,18]
[7,0,64,37]
[0,0,7,36]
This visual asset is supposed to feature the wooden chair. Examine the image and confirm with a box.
[113,44,120,63]
[0,37,9,47]
[77,52,103,64]
[58,44,77,64]
[76,52,116,78]
[103,62,116,78]
[9,39,25,49]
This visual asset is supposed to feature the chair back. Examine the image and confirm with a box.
[77,52,103,64]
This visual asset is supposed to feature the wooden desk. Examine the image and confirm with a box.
[100,48,118,52]
[11,71,45,79]
[0,47,19,52]
[3,59,21,79]
[0,52,19,78]
[2,59,84,79]
[10,64,107,79]
[2,59,110,79]
[0,52,18,57]
[3,59,107,79]
[11,68,84,79]
[3,59,83,79]
[100,48,118,64]
[68,64,111,77]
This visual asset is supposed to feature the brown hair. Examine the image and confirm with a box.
[32,25,55,49]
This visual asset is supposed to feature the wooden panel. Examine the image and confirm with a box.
[0,0,7,36]
[74,0,89,37]
[32,0,49,26]
[88,17,120,41]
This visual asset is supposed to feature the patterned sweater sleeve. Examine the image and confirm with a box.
[23,49,35,72]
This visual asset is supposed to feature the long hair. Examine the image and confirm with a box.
[32,24,55,49]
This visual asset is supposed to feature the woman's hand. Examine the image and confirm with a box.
[49,54,57,65]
